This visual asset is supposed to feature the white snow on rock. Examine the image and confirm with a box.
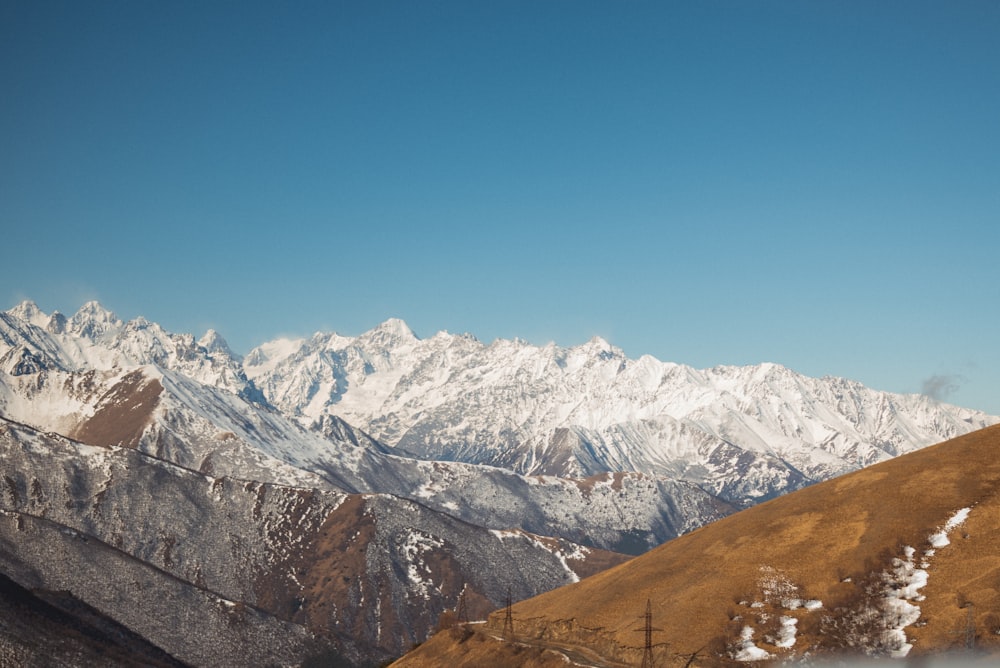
[401,530,445,599]
[731,566,822,660]
[884,547,925,658]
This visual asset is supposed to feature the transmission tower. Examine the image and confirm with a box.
[502,587,515,641]
[951,603,977,653]
[456,587,469,626]
[634,598,663,668]
[963,605,976,652]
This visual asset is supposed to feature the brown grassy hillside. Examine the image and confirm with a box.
[394,424,1000,666]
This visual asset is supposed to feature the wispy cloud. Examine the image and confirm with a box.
[921,374,962,402]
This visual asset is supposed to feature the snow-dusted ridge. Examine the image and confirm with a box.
[244,312,998,504]
[0,301,727,553]
[4,301,997,517]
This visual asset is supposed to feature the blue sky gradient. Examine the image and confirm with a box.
[2,2,998,414]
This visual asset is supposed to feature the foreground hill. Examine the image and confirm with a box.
[394,424,1000,666]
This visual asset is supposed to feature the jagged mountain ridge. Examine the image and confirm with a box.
[244,312,997,503]
[1,300,259,402]
[0,302,727,552]
[3,299,995,514]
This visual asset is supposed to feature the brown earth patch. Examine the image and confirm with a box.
[572,471,628,497]
[391,624,590,668]
[71,371,162,448]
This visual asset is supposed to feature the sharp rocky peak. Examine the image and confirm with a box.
[74,300,116,318]
[69,301,122,339]
[360,317,418,347]
[582,335,616,351]
[571,335,625,360]
[198,329,235,357]
[8,300,46,325]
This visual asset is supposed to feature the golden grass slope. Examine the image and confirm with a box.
[394,424,1000,666]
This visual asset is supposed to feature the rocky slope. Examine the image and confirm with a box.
[0,416,627,664]
[0,569,186,668]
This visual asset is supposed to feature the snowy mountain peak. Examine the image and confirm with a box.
[753,361,786,378]
[74,300,115,318]
[69,301,122,340]
[198,329,235,358]
[579,335,622,358]
[361,318,417,347]
[244,337,307,375]
[7,300,48,328]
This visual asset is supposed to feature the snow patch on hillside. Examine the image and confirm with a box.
[928,507,970,548]
[402,530,445,599]
[732,566,823,661]
[734,626,772,661]
[882,507,973,658]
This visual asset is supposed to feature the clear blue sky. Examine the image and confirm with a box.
[2,1,998,414]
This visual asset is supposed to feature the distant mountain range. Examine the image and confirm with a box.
[243,316,991,504]
[0,300,995,665]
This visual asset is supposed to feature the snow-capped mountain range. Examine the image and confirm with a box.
[243,313,994,503]
[4,299,995,509]
[0,301,727,552]
[1,299,996,663]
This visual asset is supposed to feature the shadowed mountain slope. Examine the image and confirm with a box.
[0,570,187,667]
[394,424,1000,666]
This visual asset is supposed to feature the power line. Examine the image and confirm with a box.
[456,587,469,626]
[634,598,663,668]
[502,587,515,641]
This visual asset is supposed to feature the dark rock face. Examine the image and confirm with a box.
[3,347,50,376]
[0,569,187,667]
